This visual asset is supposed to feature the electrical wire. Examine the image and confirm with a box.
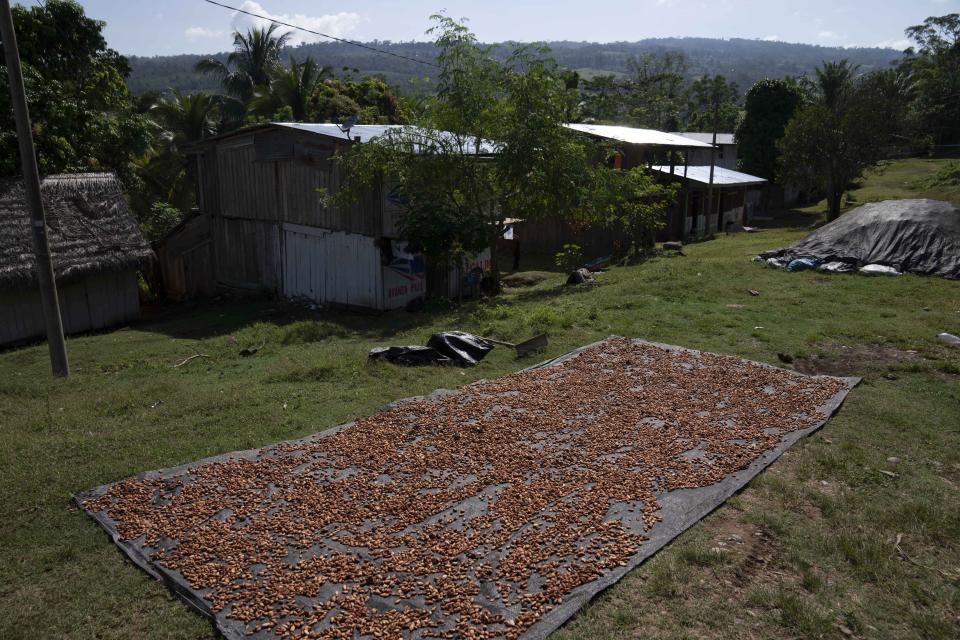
[200,0,438,68]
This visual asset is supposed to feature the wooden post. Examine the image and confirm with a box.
[681,149,690,242]
[742,185,748,226]
[718,188,725,232]
[706,89,719,235]
[1,0,69,377]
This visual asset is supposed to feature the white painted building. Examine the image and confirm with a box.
[669,132,739,170]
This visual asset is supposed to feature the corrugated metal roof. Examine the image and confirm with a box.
[274,123,498,154]
[564,124,714,148]
[669,132,736,145]
[652,165,767,186]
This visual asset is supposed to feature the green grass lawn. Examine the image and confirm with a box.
[2,164,960,639]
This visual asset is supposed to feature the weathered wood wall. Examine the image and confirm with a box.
[205,130,383,236]
[194,128,388,298]
[1,269,140,347]
[188,126,487,307]
[156,214,215,301]
[214,217,281,292]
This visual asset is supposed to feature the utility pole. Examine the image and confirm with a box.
[1,0,69,377]
[681,149,690,242]
[706,83,719,233]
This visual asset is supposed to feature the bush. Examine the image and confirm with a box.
[140,202,183,242]
[137,272,157,302]
[554,244,583,273]
[915,161,960,189]
[524,306,561,333]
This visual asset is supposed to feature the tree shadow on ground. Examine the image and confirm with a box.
[752,208,826,230]
[137,296,449,342]
[137,256,579,343]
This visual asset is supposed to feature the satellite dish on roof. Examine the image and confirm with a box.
[334,114,359,140]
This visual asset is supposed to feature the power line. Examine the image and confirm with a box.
[200,0,438,68]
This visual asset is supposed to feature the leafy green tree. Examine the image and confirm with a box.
[139,201,183,243]
[779,61,898,221]
[579,73,628,123]
[899,13,960,146]
[249,56,332,121]
[336,15,675,291]
[735,78,803,179]
[625,51,688,130]
[858,67,913,151]
[306,75,409,124]
[559,68,582,121]
[0,0,152,180]
[682,75,742,132]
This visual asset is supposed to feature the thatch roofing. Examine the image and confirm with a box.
[0,173,153,291]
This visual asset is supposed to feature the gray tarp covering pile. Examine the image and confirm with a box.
[77,338,858,640]
[760,199,960,279]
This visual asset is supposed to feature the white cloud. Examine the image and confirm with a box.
[185,26,226,40]
[872,38,912,50]
[231,1,363,46]
[817,30,840,40]
[761,35,781,41]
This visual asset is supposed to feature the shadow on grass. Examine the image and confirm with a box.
[501,281,600,305]
[134,251,597,345]
[137,296,447,342]
[752,208,826,230]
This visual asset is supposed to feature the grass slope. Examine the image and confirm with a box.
[799,156,960,216]
[2,166,959,640]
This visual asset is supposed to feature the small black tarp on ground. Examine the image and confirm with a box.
[369,332,494,366]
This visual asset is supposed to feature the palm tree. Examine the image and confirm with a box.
[815,60,858,109]
[137,91,220,211]
[250,56,333,121]
[195,23,292,105]
[152,90,220,145]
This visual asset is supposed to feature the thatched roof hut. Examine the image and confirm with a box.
[0,173,152,291]
[0,173,152,347]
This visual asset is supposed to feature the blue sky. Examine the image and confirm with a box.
[18,0,960,56]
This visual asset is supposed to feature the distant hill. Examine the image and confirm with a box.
[127,37,902,96]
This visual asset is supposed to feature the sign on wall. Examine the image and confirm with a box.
[382,239,426,309]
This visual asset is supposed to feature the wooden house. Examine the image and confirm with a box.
[0,173,152,347]
[514,124,715,255]
[651,165,766,238]
[175,123,493,310]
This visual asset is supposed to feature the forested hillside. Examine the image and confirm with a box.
[128,37,900,95]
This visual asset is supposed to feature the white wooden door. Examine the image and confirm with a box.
[282,224,382,309]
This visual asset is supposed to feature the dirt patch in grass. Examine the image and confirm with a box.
[932,367,960,383]
[703,511,782,591]
[502,272,549,288]
[793,342,919,377]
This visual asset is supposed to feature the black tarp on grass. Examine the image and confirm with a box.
[760,199,960,279]
[76,338,859,640]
